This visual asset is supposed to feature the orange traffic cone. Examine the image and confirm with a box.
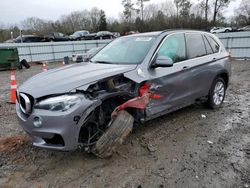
[8,69,17,104]
[42,62,48,72]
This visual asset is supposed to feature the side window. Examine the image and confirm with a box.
[205,34,220,53]
[185,33,207,59]
[203,35,213,55]
[157,33,186,63]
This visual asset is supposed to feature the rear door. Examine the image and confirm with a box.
[184,32,226,100]
[183,33,211,98]
[202,33,225,91]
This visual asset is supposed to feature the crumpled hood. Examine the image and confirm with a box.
[18,62,137,98]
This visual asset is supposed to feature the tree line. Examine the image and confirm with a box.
[0,0,249,42]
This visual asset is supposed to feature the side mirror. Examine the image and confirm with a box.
[151,56,173,68]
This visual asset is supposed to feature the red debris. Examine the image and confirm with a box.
[112,83,162,117]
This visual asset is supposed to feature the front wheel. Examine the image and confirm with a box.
[91,110,134,158]
[207,77,226,109]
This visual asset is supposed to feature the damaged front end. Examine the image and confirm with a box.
[77,76,138,150]
[16,73,160,157]
[77,77,161,157]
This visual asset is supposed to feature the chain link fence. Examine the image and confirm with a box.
[0,40,111,62]
[216,31,250,60]
[0,31,249,62]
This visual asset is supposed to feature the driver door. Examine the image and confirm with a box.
[146,33,194,117]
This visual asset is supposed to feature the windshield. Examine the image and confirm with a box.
[91,36,156,64]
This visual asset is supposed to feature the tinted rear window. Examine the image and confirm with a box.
[203,35,214,55]
[205,34,220,53]
[185,33,207,59]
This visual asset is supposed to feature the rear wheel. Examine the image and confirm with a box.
[207,77,226,109]
[91,110,134,158]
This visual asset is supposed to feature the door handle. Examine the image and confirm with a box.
[212,58,217,62]
[182,66,190,70]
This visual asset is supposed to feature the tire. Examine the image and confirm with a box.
[207,77,226,109]
[225,29,229,32]
[91,110,134,158]
[20,59,30,69]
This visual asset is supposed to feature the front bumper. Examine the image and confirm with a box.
[16,98,96,151]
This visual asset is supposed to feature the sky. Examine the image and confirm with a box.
[0,0,241,26]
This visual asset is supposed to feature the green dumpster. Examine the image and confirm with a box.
[0,48,21,70]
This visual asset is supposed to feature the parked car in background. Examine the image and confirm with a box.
[72,46,103,62]
[4,39,15,43]
[70,30,90,40]
[8,35,48,43]
[95,31,115,40]
[237,25,250,31]
[16,30,231,158]
[113,32,121,37]
[84,33,97,40]
[210,27,232,33]
[46,32,70,42]
[125,31,140,35]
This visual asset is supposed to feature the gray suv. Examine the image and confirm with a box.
[16,30,231,158]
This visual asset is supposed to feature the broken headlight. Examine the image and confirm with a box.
[35,94,84,111]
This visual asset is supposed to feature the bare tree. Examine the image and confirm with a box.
[179,0,192,17]
[233,0,250,25]
[159,1,176,17]
[21,17,45,32]
[122,0,135,23]
[198,0,210,22]
[57,8,102,33]
[143,4,159,21]
[174,0,181,19]
[205,0,209,21]
[212,0,231,24]
[89,7,102,32]
[136,0,150,22]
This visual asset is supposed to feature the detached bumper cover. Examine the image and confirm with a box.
[16,98,96,151]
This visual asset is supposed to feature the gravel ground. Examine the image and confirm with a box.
[0,60,249,188]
